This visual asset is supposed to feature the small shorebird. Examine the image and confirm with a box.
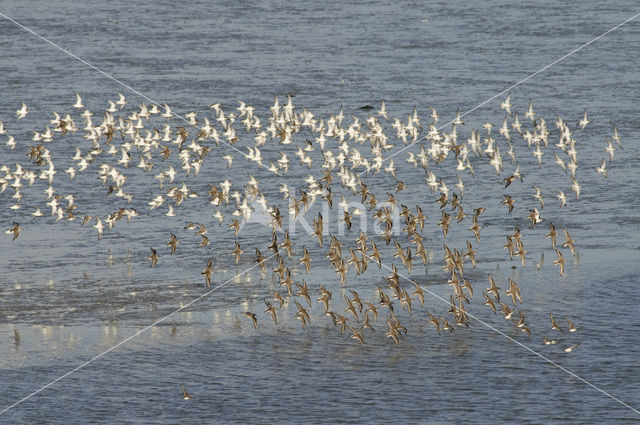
[232,241,243,265]
[553,249,566,275]
[567,317,578,332]
[596,158,608,178]
[16,103,28,119]
[73,93,84,109]
[487,274,501,300]
[562,229,576,256]
[525,99,535,122]
[181,385,191,400]
[502,195,514,213]
[296,280,312,307]
[578,109,590,130]
[564,343,580,353]
[264,299,278,325]
[349,326,366,348]
[426,312,441,335]
[362,312,375,332]
[147,247,158,267]
[167,233,178,254]
[546,223,558,248]
[202,258,213,288]
[557,190,567,208]
[500,94,512,116]
[483,292,497,314]
[244,312,258,329]
[549,313,564,333]
[5,222,21,240]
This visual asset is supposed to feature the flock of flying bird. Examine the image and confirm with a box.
[1,91,623,359]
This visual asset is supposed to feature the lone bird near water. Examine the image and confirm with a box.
[181,385,191,400]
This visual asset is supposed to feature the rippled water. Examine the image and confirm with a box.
[1,0,640,423]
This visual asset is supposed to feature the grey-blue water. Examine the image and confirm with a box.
[1,1,639,423]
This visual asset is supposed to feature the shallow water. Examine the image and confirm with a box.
[1,0,640,423]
